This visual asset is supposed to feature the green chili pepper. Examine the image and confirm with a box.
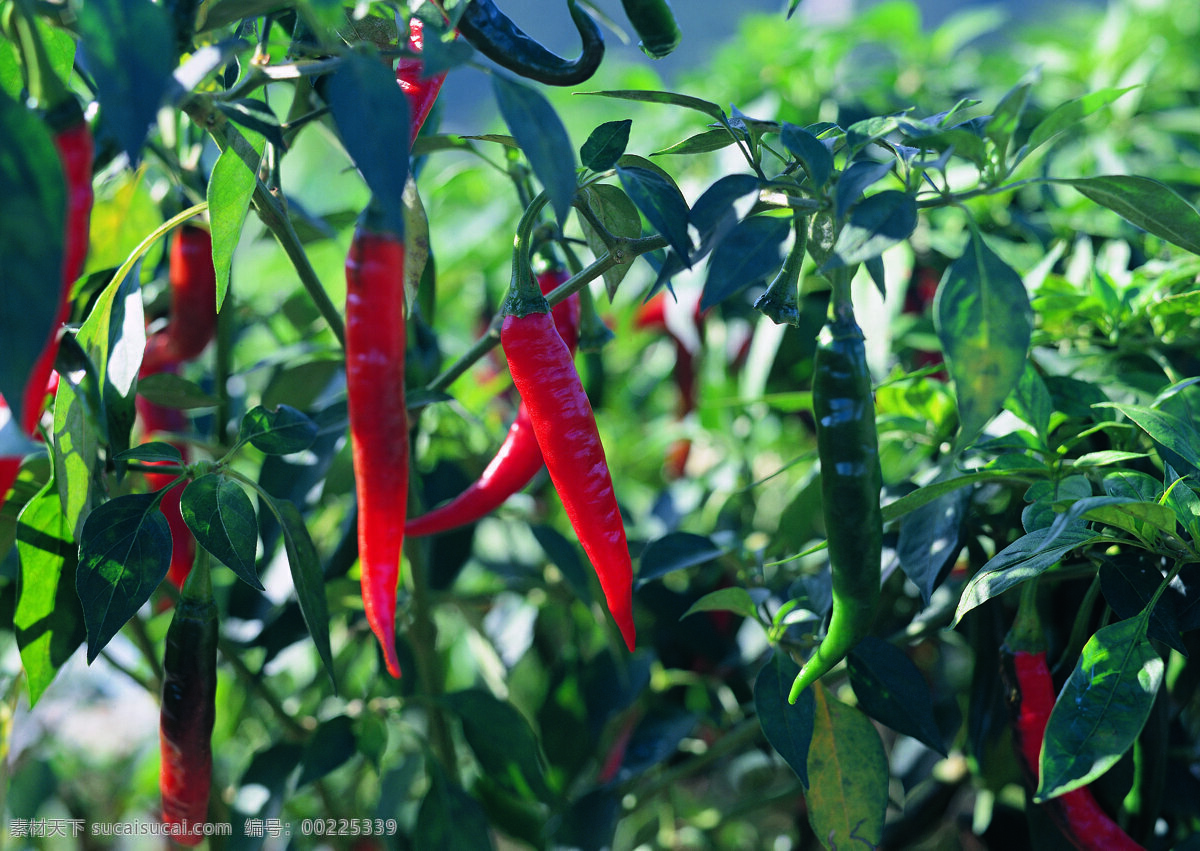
[788,307,881,703]
[618,0,680,59]
[457,0,604,87]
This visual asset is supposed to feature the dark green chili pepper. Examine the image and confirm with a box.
[788,307,881,703]
[457,0,604,86]
[618,0,680,59]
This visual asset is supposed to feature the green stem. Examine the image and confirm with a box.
[827,265,856,322]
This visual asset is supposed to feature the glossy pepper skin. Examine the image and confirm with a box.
[457,0,604,87]
[396,17,449,144]
[501,303,635,650]
[159,568,218,845]
[1001,587,1145,851]
[618,0,681,59]
[21,102,93,435]
[788,313,881,703]
[345,226,408,678]
[142,226,218,374]
[406,268,579,537]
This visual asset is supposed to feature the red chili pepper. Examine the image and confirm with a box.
[406,267,579,537]
[21,103,93,435]
[142,225,218,374]
[1002,584,1144,851]
[500,265,634,650]
[159,562,218,846]
[345,222,408,678]
[137,391,196,592]
[396,17,450,145]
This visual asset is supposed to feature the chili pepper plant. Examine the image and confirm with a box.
[1,0,1200,848]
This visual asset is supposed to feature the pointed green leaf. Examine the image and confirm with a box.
[275,498,335,685]
[52,375,104,542]
[805,685,889,849]
[1022,87,1137,162]
[755,650,814,787]
[824,190,917,271]
[1054,175,1200,256]
[531,523,591,607]
[208,124,265,311]
[76,492,172,662]
[637,532,726,587]
[494,74,576,230]
[935,230,1033,448]
[445,689,551,800]
[181,474,261,590]
[325,49,410,235]
[781,123,834,190]
[984,80,1032,166]
[238,404,319,455]
[114,442,183,463]
[296,715,356,788]
[578,183,641,297]
[618,164,693,263]
[0,90,66,429]
[137,372,219,409]
[701,215,790,309]
[652,128,736,157]
[580,119,631,172]
[415,760,493,850]
[582,89,725,121]
[833,160,893,221]
[1036,617,1163,800]
[847,637,946,755]
[1104,403,1200,474]
[681,586,759,622]
[15,483,86,705]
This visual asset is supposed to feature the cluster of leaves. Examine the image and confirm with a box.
[3,0,1200,849]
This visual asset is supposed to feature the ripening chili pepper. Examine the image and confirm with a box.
[1001,583,1145,850]
[618,0,681,59]
[396,17,450,144]
[500,217,634,649]
[457,0,605,87]
[406,266,579,537]
[788,306,881,703]
[142,225,218,375]
[345,218,408,678]
[21,98,93,435]
[159,560,218,846]
[137,391,196,592]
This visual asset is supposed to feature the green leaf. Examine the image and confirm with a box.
[275,498,335,686]
[493,74,576,230]
[637,532,726,587]
[847,637,946,755]
[1022,87,1137,162]
[208,124,265,311]
[137,372,219,410]
[76,492,172,662]
[113,442,182,463]
[415,760,494,850]
[681,586,759,622]
[896,484,969,605]
[77,0,174,163]
[651,128,735,157]
[296,715,356,788]
[531,524,591,607]
[1053,175,1200,256]
[954,527,1097,624]
[52,374,104,542]
[15,483,86,705]
[445,689,552,800]
[700,215,790,309]
[844,115,902,157]
[578,183,641,298]
[935,229,1033,449]
[833,160,893,221]
[1036,617,1163,800]
[215,99,284,151]
[580,119,631,172]
[181,474,262,590]
[1009,360,1053,446]
[618,165,693,263]
[690,174,761,245]
[755,650,814,787]
[823,190,917,271]
[238,404,319,455]
[1104,403,1200,474]
[325,49,410,235]
[984,79,1032,167]
[780,123,834,190]
[581,89,725,121]
[0,90,65,428]
[805,685,889,849]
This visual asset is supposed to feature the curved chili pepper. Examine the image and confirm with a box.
[789,308,881,703]
[396,17,450,144]
[142,225,218,374]
[345,220,408,678]
[159,562,218,845]
[137,391,196,592]
[618,0,680,59]
[457,0,604,87]
[500,231,634,648]
[1001,584,1145,850]
[21,99,93,435]
[406,267,579,537]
